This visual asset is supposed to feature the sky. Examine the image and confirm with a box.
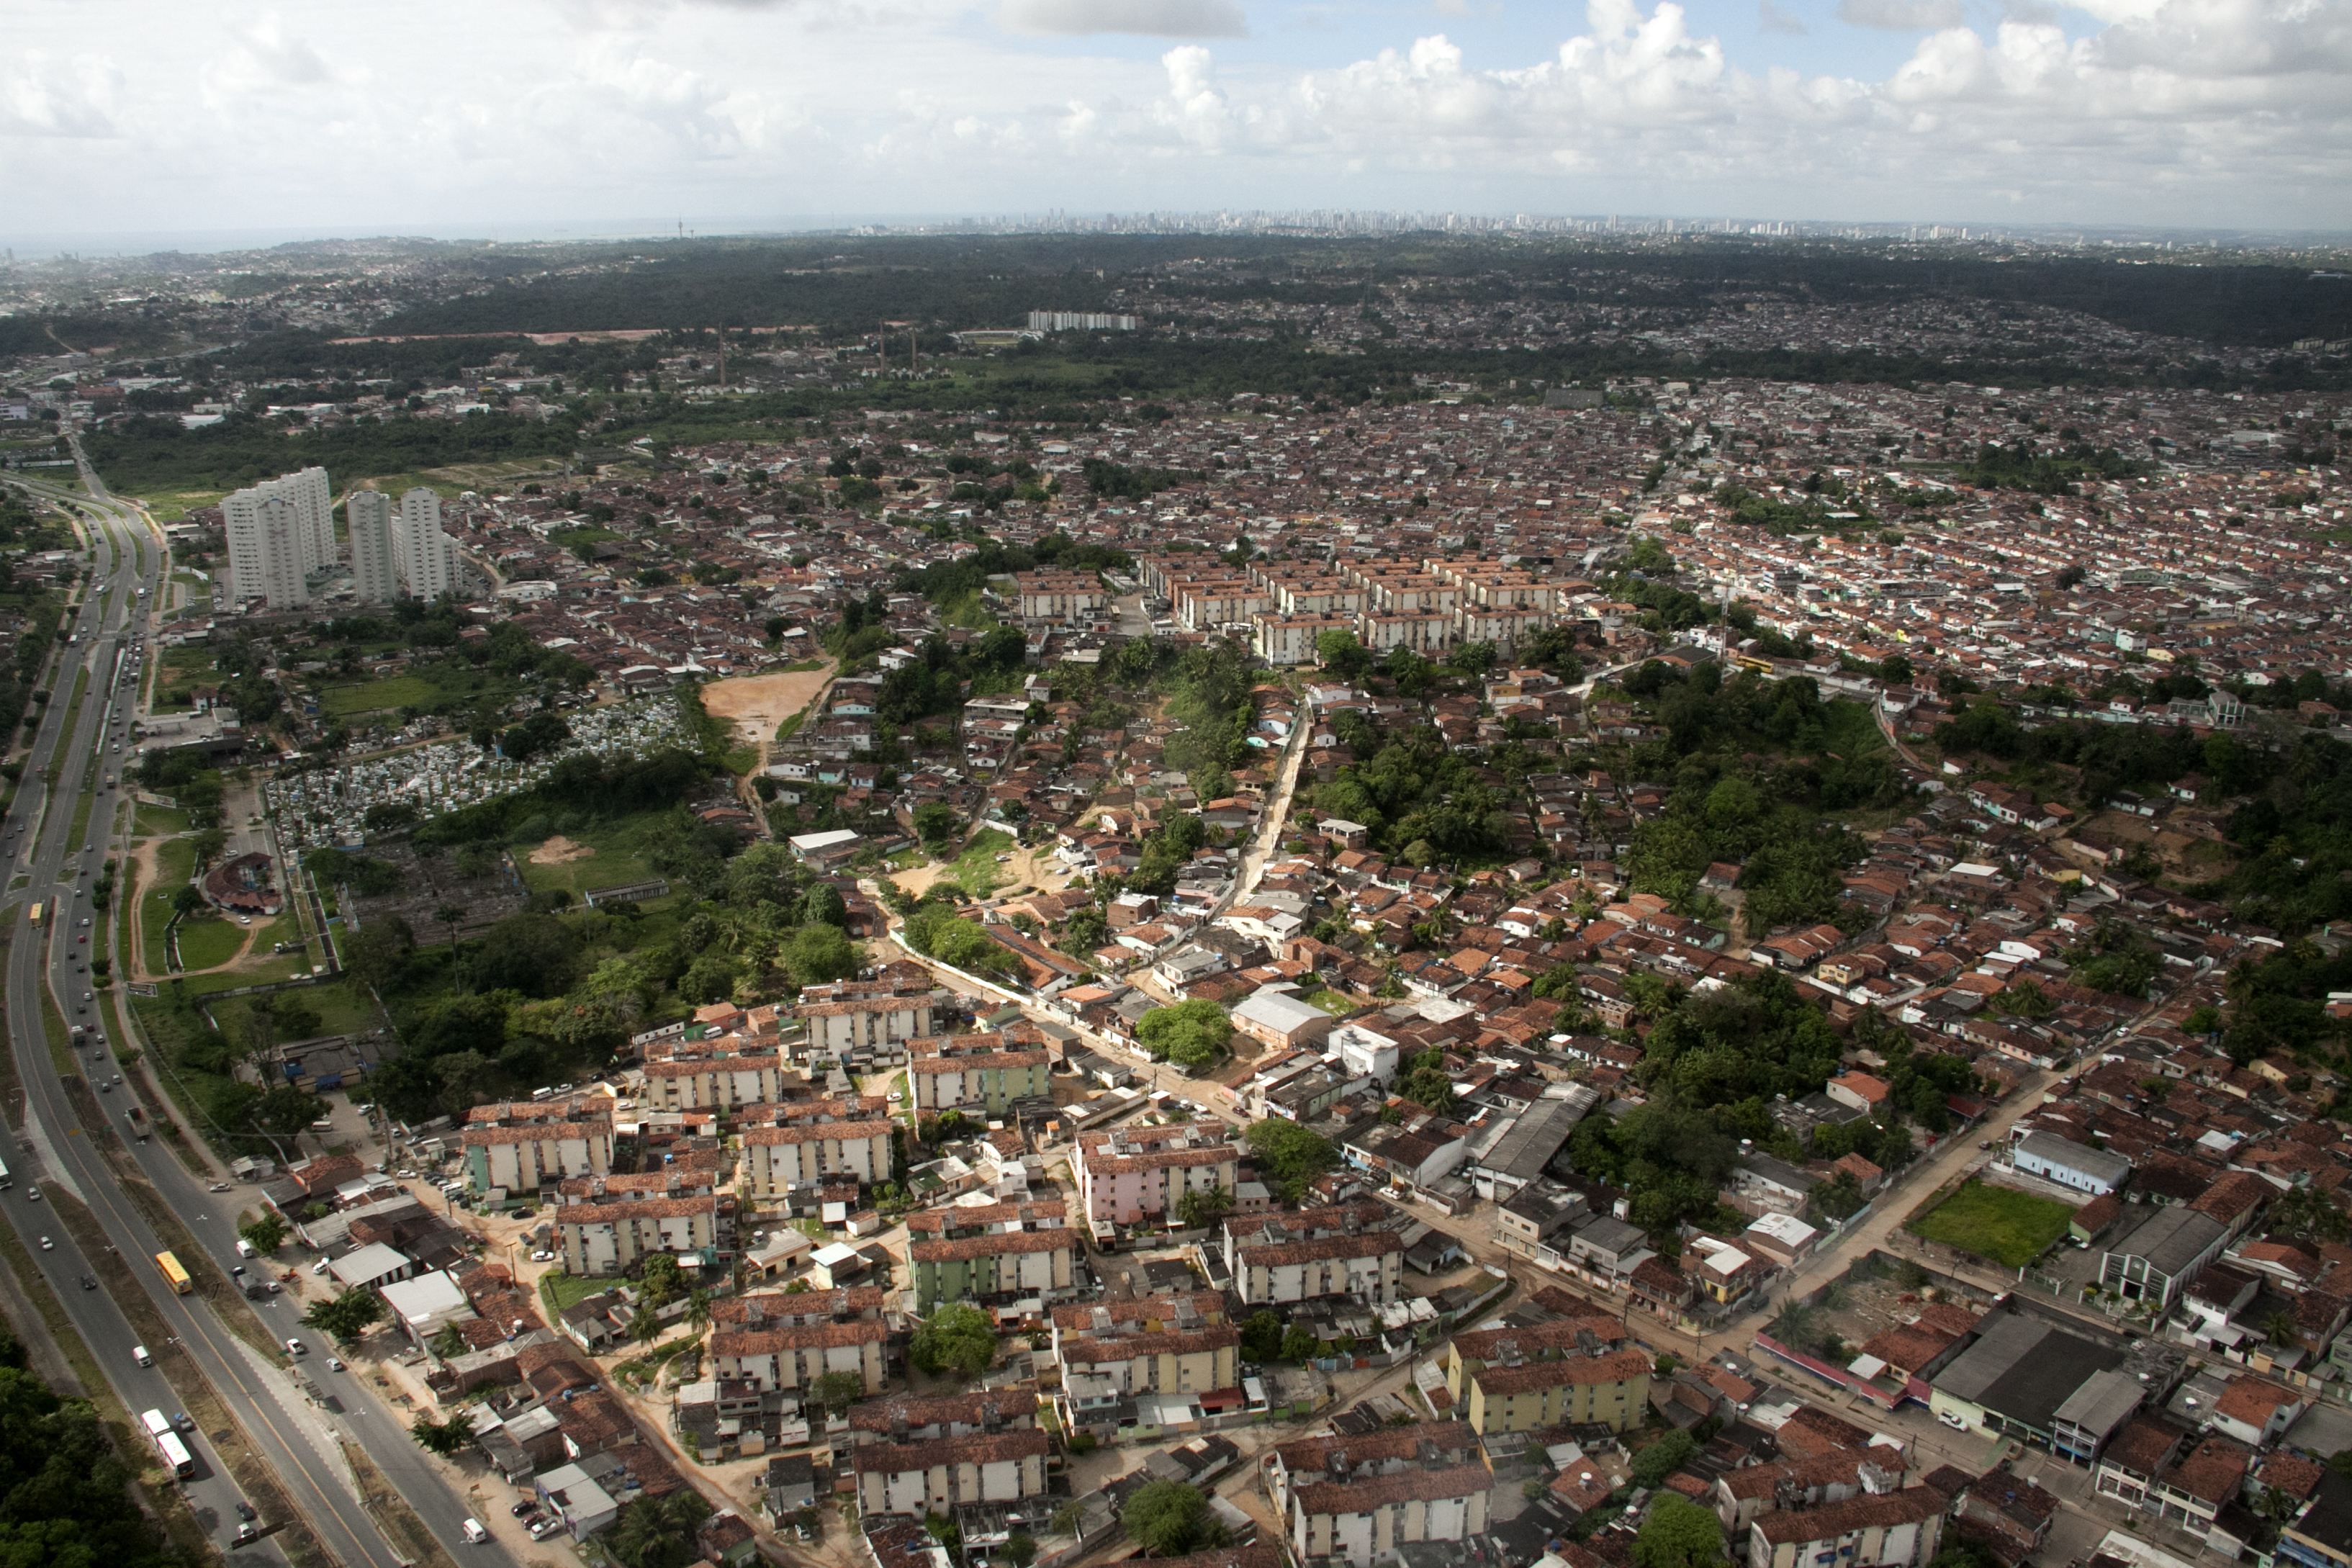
[1,0,2348,245]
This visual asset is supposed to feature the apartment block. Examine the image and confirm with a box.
[1224,1201,1405,1307]
[641,1052,785,1111]
[738,1119,894,1197]
[1073,1124,1239,1238]
[557,1194,722,1276]
[1266,1424,1494,1568]
[852,1430,1050,1518]
[908,1034,1051,1113]
[907,1229,1076,1313]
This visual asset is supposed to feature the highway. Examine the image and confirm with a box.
[0,452,512,1567]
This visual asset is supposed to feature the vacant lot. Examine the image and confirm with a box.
[702,665,834,748]
[174,914,248,971]
[320,675,438,717]
[511,811,672,900]
[1908,1179,2077,1269]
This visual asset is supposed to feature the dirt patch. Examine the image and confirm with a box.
[528,835,595,866]
[702,664,835,748]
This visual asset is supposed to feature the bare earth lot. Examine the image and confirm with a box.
[702,664,835,749]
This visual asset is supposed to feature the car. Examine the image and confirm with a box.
[528,1519,563,1541]
[172,1411,194,1433]
[233,1522,258,1545]
[37,1236,51,1251]
[238,915,251,926]
[1938,1411,1969,1430]
[395,1169,417,1179]
[325,1357,343,1372]
[528,1249,554,1262]
[284,1338,306,1356]
[461,1519,489,1545]
[311,1259,329,1275]
[76,934,85,943]
[97,1079,108,1091]
[510,1500,539,1518]
[25,1188,38,1202]
[81,844,90,854]
[230,1263,246,1277]
[208,1181,230,1192]
[234,1502,257,1522]
[996,853,1013,862]
[79,1276,95,1291]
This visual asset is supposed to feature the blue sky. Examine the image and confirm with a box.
[1,0,2345,244]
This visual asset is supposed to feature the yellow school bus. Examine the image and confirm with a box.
[27,903,42,928]
[154,1251,192,1295]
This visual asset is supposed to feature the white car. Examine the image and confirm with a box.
[529,1250,556,1263]
[37,1236,53,1251]
[1937,1411,1968,1430]
[285,1338,307,1356]
[325,1357,344,1372]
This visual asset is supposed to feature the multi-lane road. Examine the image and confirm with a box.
[0,451,513,1566]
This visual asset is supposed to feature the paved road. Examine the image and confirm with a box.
[1,454,513,1567]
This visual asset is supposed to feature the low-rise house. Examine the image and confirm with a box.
[908,1228,1078,1314]
[852,1430,1051,1518]
[909,1035,1053,1114]
[2012,1130,2132,1196]
[1225,1202,1406,1306]
[1263,1423,1495,1567]
[1746,1486,1947,1568]
[557,1194,722,1276]
[1462,1347,1654,1435]
[738,1119,894,1198]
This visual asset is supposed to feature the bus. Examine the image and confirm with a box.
[27,903,41,929]
[153,1251,192,1296]
[140,1410,194,1480]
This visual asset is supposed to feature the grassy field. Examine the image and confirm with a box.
[131,486,230,524]
[947,828,1016,898]
[209,981,379,1045]
[512,810,670,898]
[135,803,191,836]
[139,837,198,974]
[1907,1179,2077,1269]
[174,914,247,971]
[539,1270,603,1314]
[319,675,438,717]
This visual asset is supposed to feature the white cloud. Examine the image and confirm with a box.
[1838,0,1968,29]
[0,53,120,138]
[0,0,2348,237]
[1759,0,1811,33]
[999,0,1248,36]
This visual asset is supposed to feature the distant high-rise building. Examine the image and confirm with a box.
[220,464,335,610]
[392,487,456,600]
[1027,310,1137,333]
[221,488,310,610]
[346,490,397,605]
[276,464,335,573]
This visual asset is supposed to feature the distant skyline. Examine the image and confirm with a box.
[4,0,2348,241]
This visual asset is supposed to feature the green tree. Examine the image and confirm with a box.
[238,1212,287,1254]
[686,1288,712,1334]
[1124,1479,1228,1556]
[1279,1325,1319,1361]
[640,1253,683,1308]
[628,1301,661,1346]
[799,883,850,928]
[431,1321,469,1359]
[1634,1495,1727,1568]
[1003,1531,1037,1568]
[1245,1119,1338,1202]
[813,1370,868,1417]
[782,922,859,988]
[909,1303,999,1379]
[1316,628,1373,680]
[610,1490,713,1568]
[1631,1428,1699,1487]
[410,1410,474,1456]
[305,1289,385,1344]
[1176,1185,1233,1229]
[1240,1310,1285,1363]
[1136,999,1232,1070]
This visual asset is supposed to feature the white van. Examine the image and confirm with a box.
[461,1519,489,1545]
[235,1238,257,1258]
[133,1345,153,1366]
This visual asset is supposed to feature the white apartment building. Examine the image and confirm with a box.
[222,464,331,610]
[346,489,399,605]
[393,487,457,599]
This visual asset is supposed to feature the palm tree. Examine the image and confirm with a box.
[628,1301,660,1346]
[685,1288,711,1335]
[433,904,464,986]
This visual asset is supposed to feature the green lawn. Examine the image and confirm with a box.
[135,803,191,836]
[318,676,438,717]
[140,839,197,972]
[539,1270,603,1314]
[174,914,246,971]
[1907,1179,2077,1269]
[511,811,670,899]
[947,828,1016,898]
[1302,989,1356,1015]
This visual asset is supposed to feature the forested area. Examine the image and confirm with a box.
[81,409,579,492]
[0,1321,196,1568]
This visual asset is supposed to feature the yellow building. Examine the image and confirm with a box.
[1464,1349,1654,1435]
